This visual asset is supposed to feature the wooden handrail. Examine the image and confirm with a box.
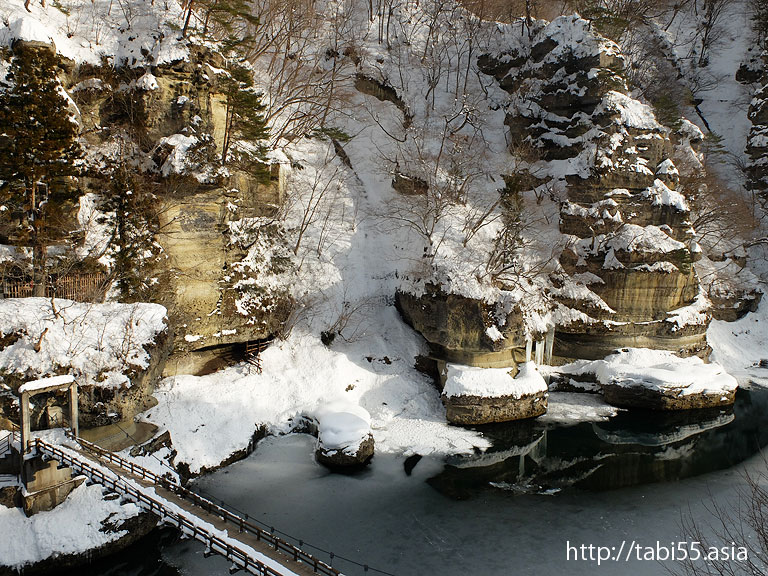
[35,438,287,576]
[68,433,340,576]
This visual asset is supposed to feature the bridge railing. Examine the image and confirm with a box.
[64,433,341,576]
[67,433,175,487]
[35,438,288,576]
[0,432,11,456]
[1,426,21,456]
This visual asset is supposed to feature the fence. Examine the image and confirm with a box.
[64,433,341,576]
[2,273,107,301]
[35,438,293,576]
[0,425,21,456]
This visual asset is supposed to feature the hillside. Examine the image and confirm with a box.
[1,0,768,570]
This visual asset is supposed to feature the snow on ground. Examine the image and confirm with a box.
[142,308,489,474]
[443,362,547,399]
[0,298,167,388]
[708,297,768,381]
[660,0,753,170]
[0,0,188,67]
[0,482,142,569]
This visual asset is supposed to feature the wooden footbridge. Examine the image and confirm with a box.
[33,434,342,576]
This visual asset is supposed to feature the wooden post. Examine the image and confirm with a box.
[21,391,31,454]
[69,381,79,439]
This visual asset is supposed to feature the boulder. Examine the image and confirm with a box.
[441,362,549,425]
[601,381,736,410]
[314,403,374,469]
[562,348,738,411]
[396,287,531,368]
[443,392,548,426]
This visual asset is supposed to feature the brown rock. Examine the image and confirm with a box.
[442,391,548,425]
[315,434,374,469]
[601,382,736,410]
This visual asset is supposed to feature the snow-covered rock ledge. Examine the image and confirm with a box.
[564,349,738,411]
[0,298,170,427]
[442,362,548,425]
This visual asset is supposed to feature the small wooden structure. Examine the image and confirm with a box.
[19,374,79,455]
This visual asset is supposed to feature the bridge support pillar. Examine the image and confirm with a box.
[21,390,31,455]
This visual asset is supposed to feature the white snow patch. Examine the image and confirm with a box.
[19,374,75,394]
[0,298,167,388]
[0,482,142,569]
[443,361,547,399]
[570,348,738,397]
[485,325,504,342]
[314,402,371,454]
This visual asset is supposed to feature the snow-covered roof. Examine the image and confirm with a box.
[19,374,75,394]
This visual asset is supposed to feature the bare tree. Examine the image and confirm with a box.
[284,147,348,263]
[675,463,768,576]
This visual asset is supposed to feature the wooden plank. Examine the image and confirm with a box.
[39,440,333,576]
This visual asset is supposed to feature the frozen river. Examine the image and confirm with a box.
[71,386,768,576]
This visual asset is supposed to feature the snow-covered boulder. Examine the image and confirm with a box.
[441,362,548,425]
[575,348,738,410]
[314,402,374,469]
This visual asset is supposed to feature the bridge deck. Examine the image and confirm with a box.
[35,437,340,576]
[99,457,326,576]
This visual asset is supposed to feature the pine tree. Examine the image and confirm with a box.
[0,43,82,295]
[182,0,260,42]
[220,62,269,166]
[100,154,160,301]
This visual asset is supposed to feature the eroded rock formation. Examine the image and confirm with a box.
[480,16,710,361]
[67,47,293,363]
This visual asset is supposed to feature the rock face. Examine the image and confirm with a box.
[65,47,293,360]
[479,16,710,361]
[746,76,768,199]
[153,187,290,358]
[396,286,531,368]
[76,330,171,427]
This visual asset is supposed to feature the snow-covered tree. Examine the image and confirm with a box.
[220,62,269,166]
[0,43,82,295]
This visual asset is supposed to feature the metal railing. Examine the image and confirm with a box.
[58,434,341,576]
[0,426,21,456]
[0,432,11,456]
[35,438,299,576]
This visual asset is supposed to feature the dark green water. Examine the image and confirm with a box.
[70,386,768,576]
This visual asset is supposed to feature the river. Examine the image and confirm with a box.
[69,386,768,576]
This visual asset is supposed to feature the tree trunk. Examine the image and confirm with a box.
[182,0,195,38]
[32,243,46,297]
